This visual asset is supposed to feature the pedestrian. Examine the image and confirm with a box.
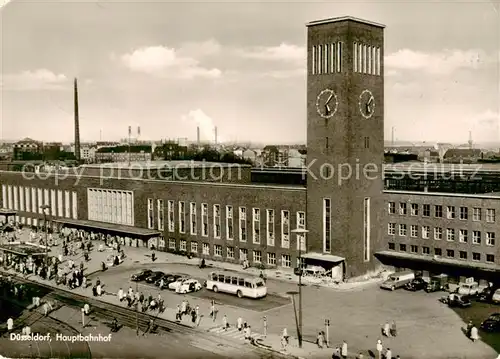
[282,327,289,344]
[341,340,348,359]
[176,305,181,321]
[97,284,102,296]
[316,332,324,348]
[43,302,50,316]
[385,348,392,359]
[376,339,383,359]
[470,325,479,342]
[84,303,90,315]
[237,317,243,331]
[191,308,197,324]
[332,346,341,359]
[7,318,13,331]
[383,322,390,337]
[222,314,228,330]
[466,321,473,337]
[390,321,397,337]
[357,353,364,359]
[210,300,216,320]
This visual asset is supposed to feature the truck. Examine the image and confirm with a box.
[457,279,480,297]
[425,274,448,293]
[380,271,415,291]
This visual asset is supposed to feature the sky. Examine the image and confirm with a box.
[0,0,499,145]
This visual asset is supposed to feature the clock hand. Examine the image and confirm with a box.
[326,93,333,104]
[367,96,374,105]
[325,104,331,114]
[366,103,371,114]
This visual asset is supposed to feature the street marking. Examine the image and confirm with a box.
[208,326,264,341]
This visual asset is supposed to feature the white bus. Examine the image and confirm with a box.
[206,271,267,299]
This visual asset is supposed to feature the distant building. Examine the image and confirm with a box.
[287,149,306,168]
[80,146,97,163]
[12,138,43,160]
[242,149,257,164]
[443,149,482,163]
[95,145,152,163]
[154,142,188,161]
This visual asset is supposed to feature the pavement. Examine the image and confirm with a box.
[5,231,500,359]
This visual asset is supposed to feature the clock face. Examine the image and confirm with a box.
[359,90,375,119]
[316,89,338,119]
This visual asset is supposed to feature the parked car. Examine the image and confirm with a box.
[481,313,500,332]
[155,274,182,288]
[145,271,165,284]
[477,287,494,302]
[457,282,480,297]
[131,269,153,282]
[168,277,190,291]
[380,271,415,291]
[175,279,202,294]
[425,274,448,293]
[405,277,428,291]
[447,294,472,308]
[492,289,500,304]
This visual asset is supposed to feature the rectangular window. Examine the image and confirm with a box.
[422,226,430,239]
[459,251,467,260]
[19,186,24,212]
[410,245,418,253]
[147,198,154,229]
[399,244,407,252]
[410,225,418,238]
[190,202,196,235]
[158,238,165,249]
[336,41,342,72]
[253,250,262,263]
[71,191,77,219]
[318,45,323,74]
[353,42,358,72]
[388,223,396,235]
[471,230,481,244]
[239,248,248,261]
[312,46,316,74]
[411,203,419,216]
[446,249,454,258]
[364,197,370,262]
[372,46,377,75]
[399,224,407,236]
[227,246,235,259]
[364,136,370,148]
[36,188,42,213]
[435,205,443,218]
[434,227,443,240]
[7,185,12,210]
[64,190,70,218]
[446,228,455,241]
[56,189,62,217]
[157,199,164,231]
[446,206,455,219]
[25,187,30,213]
[330,43,336,73]
[179,240,187,252]
[459,207,468,220]
[169,238,176,250]
[48,189,54,215]
[388,202,396,214]
[423,204,430,217]
[266,209,275,246]
[213,204,221,239]
[367,45,372,74]
[322,198,331,252]
[422,247,430,255]
[473,208,481,221]
[267,253,276,266]
[399,203,407,215]
[376,47,381,75]
[167,200,175,232]
[239,207,247,242]
[487,254,495,263]
[435,248,442,256]
[486,232,495,246]
[201,203,208,237]
[486,209,496,223]
[362,44,367,73]
[388,242,395,250]
[282,210,290,249]
[226,206,233,240]
[326,137,329,150]
[324,44,329,73]
[297,211,306,251]
[214,244,222,257]
[252,208,261,244]
[281,254,291,268]
[459,229,468,243]
[472,252,481,261]
[358,43,363,74]
[1,185,5,208]
[190,241,198,253]
[202,243,210,255]
[178,201,186,234]
[13,186,18,211]
[44,188,49,209]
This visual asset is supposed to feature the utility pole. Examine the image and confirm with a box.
[325,319,330,347]
[135,280,139,336]
[291,228,308,349]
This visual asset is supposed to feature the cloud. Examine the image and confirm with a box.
[178,39,221,58]
[1,69,68,91]
[260,68,306,79]
[236,43,305,64]
[182,109,224,143]
[120,45,221,79]
[473,109,500,126]
[385,49,489,75]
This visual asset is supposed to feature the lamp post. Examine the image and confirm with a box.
[291,227,308,349]
[40,205,51,267]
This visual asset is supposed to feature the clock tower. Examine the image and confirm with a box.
[305,17,385,277]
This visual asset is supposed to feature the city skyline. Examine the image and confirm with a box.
[1,0,499,144]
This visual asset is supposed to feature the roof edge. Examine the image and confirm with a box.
[306,16,386,28]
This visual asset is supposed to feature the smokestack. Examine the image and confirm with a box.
[74,78,81,162]
[391,126,395,146]
[197,126,200,145]
[214,126,218,145]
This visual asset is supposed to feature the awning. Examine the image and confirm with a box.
[375,251,500,273]
[302,252,345,263]
[53,219,161,238]
[0,208,16,216]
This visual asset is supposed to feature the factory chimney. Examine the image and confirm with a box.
[214,126,218,145]
[197,126,200,145]
[74,78,81,162]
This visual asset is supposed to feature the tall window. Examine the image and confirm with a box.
[330,43,336,73]
[178,201,186,233]
[7,185,12,210]
[190,202,197,235]
[358,43,363,73]
[323,199,331,252]
[367,46,372,74]
[167,200,175,232]
[253,208,260,244]
[226,206,233,240]
[281,210,290,249]
[213,204,221,239]
[32,187,37,213]
[318,45,323,74]
[147,198,154,229]
[64,190,70,218]
[25,187,30,213]
[312,46,316,74]
[37,188,43,213]
[376,47,381,75]
[201,203,208,237]
[353,42,358,72]
[296,211,306,251]
[266,209,275,246]
[364,197,371,262]
[19,186,24,212]
[362,44,367,73]
[49,189,55,215]
[1,185,6,208]
[239,207,247,242]
[72,191,77,219]
[486,209,496,223]
[372,46,377,75]
[323,44,329,73]
[56,189,62,216]
[13,186,18,210]
[157,199,164,231]
[336,41,342,72]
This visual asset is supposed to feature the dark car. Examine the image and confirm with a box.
[145,271,165,283]
[131,269,153,282]
[156,274,182,288]
[477,288,494,302]
[481,314,500,332]
[448,294,472,308]
[405,277,427,291]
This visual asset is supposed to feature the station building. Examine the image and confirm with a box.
[0,16,499,283]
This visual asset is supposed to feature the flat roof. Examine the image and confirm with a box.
[0,208,16,215]
[53,218,161,238]
[384,190,500,200]
[81,161,251,170]
[385,162,500,173]
[306,16,385,28]
[302,252,345,263]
